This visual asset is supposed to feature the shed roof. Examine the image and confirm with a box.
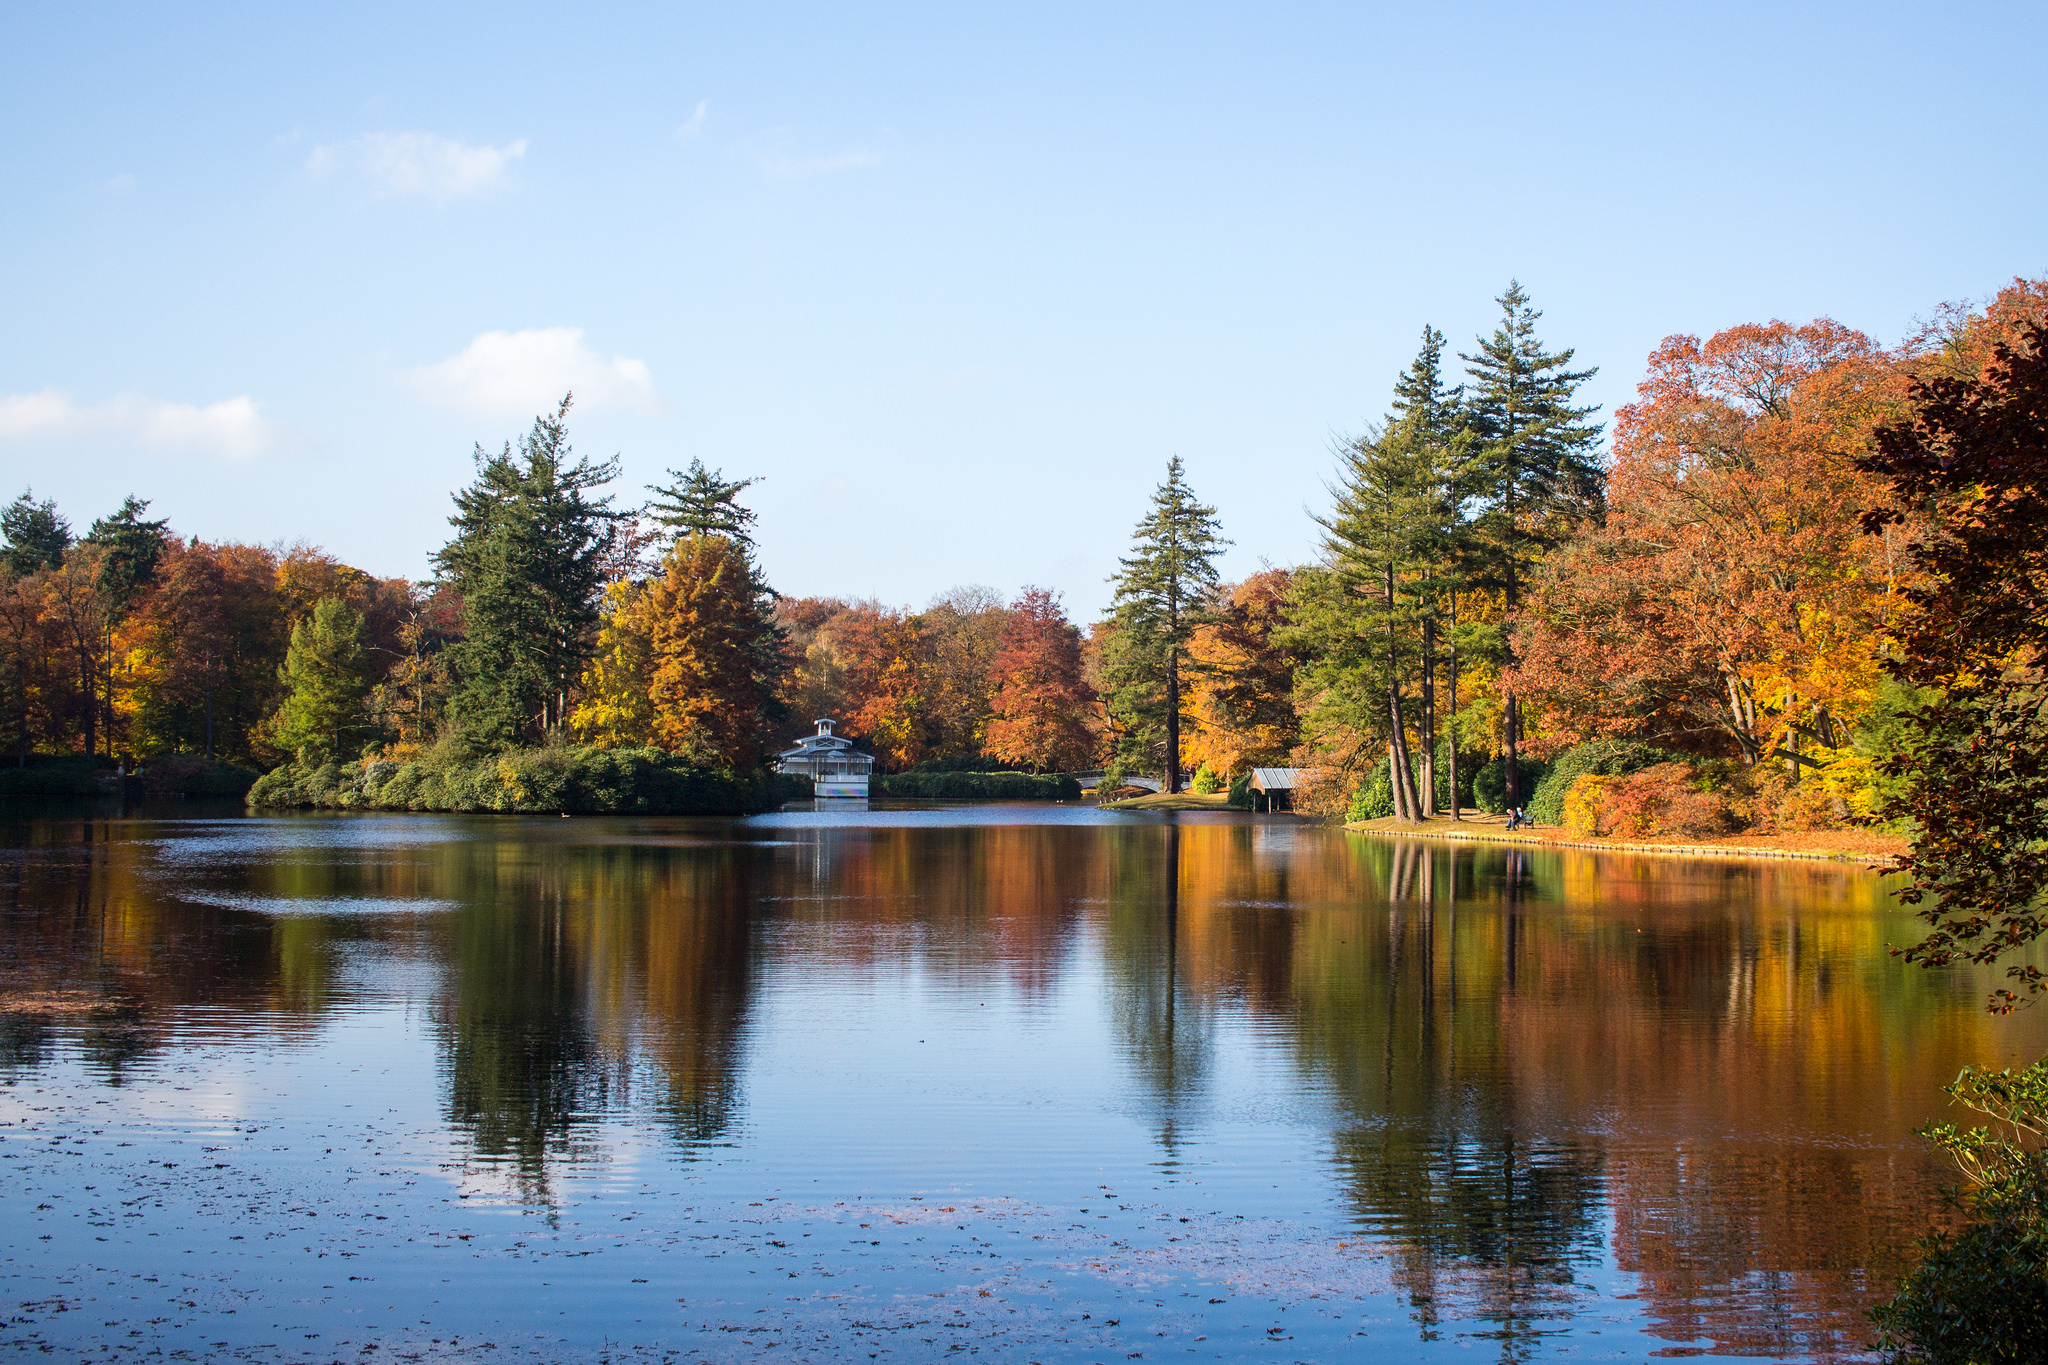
[1249,767,1310,791]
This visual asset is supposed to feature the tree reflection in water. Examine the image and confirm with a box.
[4,807,2046,1359]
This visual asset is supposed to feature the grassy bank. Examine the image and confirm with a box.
[1345,811,1906,865]
[248,746,807,816]
[1097,791,1236,812]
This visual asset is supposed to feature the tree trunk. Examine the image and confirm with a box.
[1386,561,1421,821]
[1165,648,1181,794]
[1446,599,1461,822]
[204,685,214,760]
[1503,559,1520,810]
[1420,613,1437,814]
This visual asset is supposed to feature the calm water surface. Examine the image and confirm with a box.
[2,803,2042,1363]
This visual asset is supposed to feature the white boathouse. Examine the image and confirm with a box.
[775,718,875,798]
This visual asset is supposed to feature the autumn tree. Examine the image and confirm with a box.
[832,604,934,770]
[1,491,70,576]
[1460,282,1604,805]
[983,587,1097,772]
[772,596,854,747]
[122,540,236,757]
[1859,308,2048,1010]
[639,536,785,768]
[38,544,121,756]
[569,580,657,748]
[433,397,620,749]
[1183,571,1300,779]
[1509,320,1908,784]
[271,597,374,761]
[1101,457,1229,791]
[368,584,458,756]
[920,586,1011,758]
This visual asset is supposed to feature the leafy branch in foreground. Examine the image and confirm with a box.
[1870,1059,2048,1363]
[1861,320,2048,1011]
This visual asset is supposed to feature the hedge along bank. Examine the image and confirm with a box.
[247,745,807,816]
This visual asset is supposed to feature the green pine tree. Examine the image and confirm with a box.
[83,495,170,609]
[1100,457,1229,793]
[433,396,621,750]
[1460,281,1604,806]
[0,490,72,576]
[647,459,761,552]
[272,597,372,761]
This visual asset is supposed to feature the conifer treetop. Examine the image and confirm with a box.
[647,458,761,550]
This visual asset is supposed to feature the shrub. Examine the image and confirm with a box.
[247,745,804,815]
[1349,764,1395,822]
[1226,770,1252,810]
[1561,774,1612,835]
[0,760,102,796]
[1474,756,1550,815]
[1870,1059,2048,1363]
[910,753,1025,774]
[873,771,1080,800]
[137,755,261,798]
[1191,763,1222,794]
[1527,740,1681,826]
[1604,763,1733,840]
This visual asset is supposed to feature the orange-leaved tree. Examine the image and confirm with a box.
[1183,569,1299,778]
[831,604,933,770]
[639,535,785,768]
[982,587,1097,773]
[1508,319,1914,784]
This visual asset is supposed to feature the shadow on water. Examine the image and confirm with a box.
[2,806,2044,1359]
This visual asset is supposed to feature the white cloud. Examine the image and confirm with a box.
[307,131,527,199]
[676,101,710,139]
[744,130,880,179]
[0,389,274,459]
[405,328,657,417]
[756,147,880,178]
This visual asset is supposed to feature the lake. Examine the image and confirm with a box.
[2,803,2041,1363]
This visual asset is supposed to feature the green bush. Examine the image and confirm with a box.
[1191,763,1222,794]
[1870,1058,2048,1363]
[0,759,103,796]
[1524,740,1681,825]
[1226,771,1252,811]
[873,771,1080,800]
[907,753,1024,774]
[248,745,806,815]
[137,755,260,797]
[1474,755,1552,815]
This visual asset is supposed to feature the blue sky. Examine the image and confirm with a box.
[3,2,2043,617]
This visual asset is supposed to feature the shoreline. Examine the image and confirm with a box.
[1344,813,1904,867]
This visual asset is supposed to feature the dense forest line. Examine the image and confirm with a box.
[0,277,2042,850]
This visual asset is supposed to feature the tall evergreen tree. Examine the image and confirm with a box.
[647,460,761,552]
[1316,421,1433,820]
[1101,457,1229,792]
[0,491,72,576]
[1460,281,1604,806]
[83,495,170,609]
[272,597,372,761]
[433,397,620,749]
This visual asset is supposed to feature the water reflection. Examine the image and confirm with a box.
[1,809,2042,1360]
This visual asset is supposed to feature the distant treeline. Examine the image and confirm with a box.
[4,281,2046,844]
